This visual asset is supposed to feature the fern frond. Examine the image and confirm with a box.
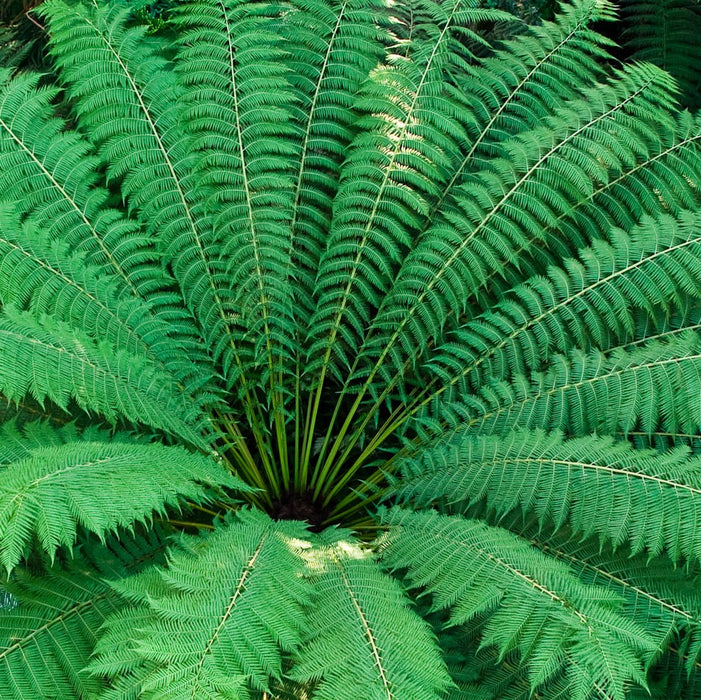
[358,62,678,385]
[92,509,310,699]
[621,0,701,109]
[0,68,163,299]
[434,0,617,215]
[459,332,701,438]
[282,0,389,327]
[289,527,451,699]
[308,0,502,378]
[427,210,701,397]
[529,530,701,662]
[0,209,209,393]
[42,0,245,387]
[0,431,244,571]
[0,307,209,447]
[395,428,701,562]
[381,508,655,699]
[0,528,168,700]
[174,0,300,391]
[0,563,121,698]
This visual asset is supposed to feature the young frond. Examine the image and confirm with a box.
[175,0,300,387]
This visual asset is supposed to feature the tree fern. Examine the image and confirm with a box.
[0,0,699,697]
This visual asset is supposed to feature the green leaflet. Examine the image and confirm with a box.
[395,428,701,561]
[380,508,655,700]
[0,528,169,700]
[290,528,451,699]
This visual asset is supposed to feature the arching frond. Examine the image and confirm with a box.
[289,528,451,699]
[174,0,299,391]
[380,508,655,700]
[427,211,701,398]
[458,332,701,438]
[0,432,244,571]
[308,0,504,378]
[92,510,310,699]
[42,0,243,387]
[356,62,679,386]
[434,0,617,215]
[394,428,701,562]
[0,529,168,700]
[282,0,389,326]
[0,307,209,447]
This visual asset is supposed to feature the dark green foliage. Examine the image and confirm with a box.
[619,0,701,110]
[0,0,700,697]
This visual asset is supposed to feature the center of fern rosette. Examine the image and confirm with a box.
[270,491,331,532]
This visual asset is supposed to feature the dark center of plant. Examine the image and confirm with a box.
[270,491,331,533]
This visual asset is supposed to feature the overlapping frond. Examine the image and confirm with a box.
[174,0,300,390]
[356,61,679,386]
[0,307,209,447]
[434,0,617,214]
[0,529,168,700]
[42,0,244,387]
[620,0,701,109]
[0,428,244,570]
[394,428,701,561]
[290,528,451,699]
[92,510,310,699]
[282,0,389,327]
[307,0,504,377]
[426,211,701,398]
[380,508,655,700]
[529,530,701,668]
[457,332,701,438]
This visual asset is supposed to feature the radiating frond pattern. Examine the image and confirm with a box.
[0,0,699,697]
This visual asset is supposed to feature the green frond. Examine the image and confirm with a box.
[307,0,499,378]
[92,509,310,699]
[0,426,244,571]
[0,562,121,699]
[0,307,209,447]
[380,508,654,699]
[42,0,245,388]
[282,0,389,327]
[426,210,701,398]
[528,529,701,663]
[174,0,300,389]
[435,0,617,215]
[0,528,167,700]
[356,61,680,387]
[289,528,451,699]
[457,332,701,438]
[395,428,701,562]
[0,68,164,299]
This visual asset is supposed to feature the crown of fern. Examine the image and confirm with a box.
[0,0,700,698]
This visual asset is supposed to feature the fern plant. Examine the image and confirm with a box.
[1,0,701,697]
